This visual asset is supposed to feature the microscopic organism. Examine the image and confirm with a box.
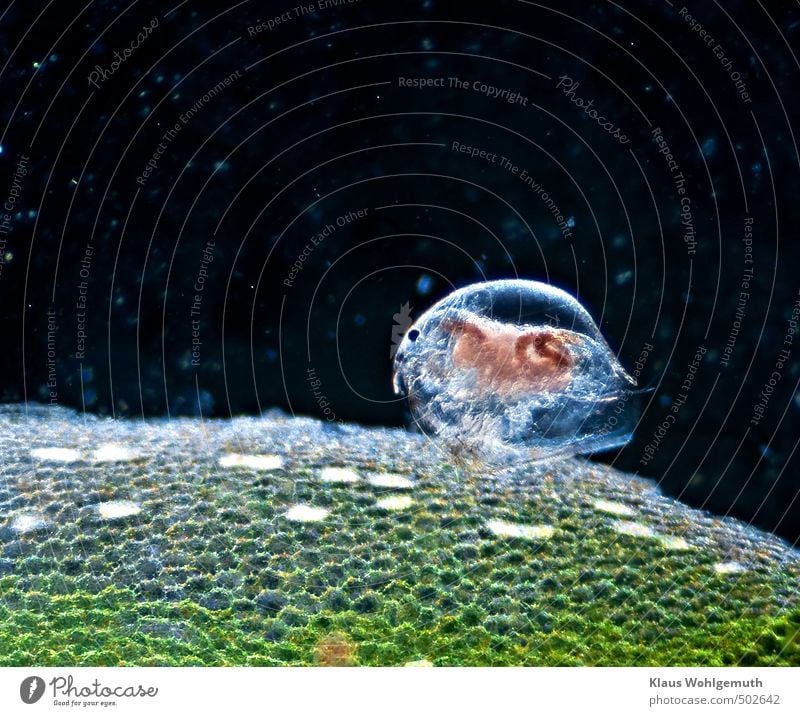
[392,279,642,467]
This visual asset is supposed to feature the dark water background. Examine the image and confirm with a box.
[0,0,798,542]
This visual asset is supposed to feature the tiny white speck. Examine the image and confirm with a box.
[367,473,414,490]
[97,501,141,520]
[319,466,359,483]
[593,499,635,517]
[612,520,655,539]
[219,453,283,470]
[92,444,137,462]
[714,561,747,575]
[11,513,48,534]
[376,495,413,511]
[487,519,554,540]
[404,659,433,667]
[31,447,81,462]
[285,504,328,522]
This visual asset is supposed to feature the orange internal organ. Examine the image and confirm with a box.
[442,316,578,398]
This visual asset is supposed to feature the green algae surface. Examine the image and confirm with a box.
[1,406,798,666]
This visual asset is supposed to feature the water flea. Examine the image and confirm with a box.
[392,280,642,467]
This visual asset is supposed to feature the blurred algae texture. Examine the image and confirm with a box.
[0,405,798,666]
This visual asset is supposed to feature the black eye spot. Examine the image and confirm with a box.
[408,329,420,342]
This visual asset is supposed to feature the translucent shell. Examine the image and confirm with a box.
[392,280,640,466]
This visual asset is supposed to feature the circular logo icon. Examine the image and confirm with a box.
[20,676,45,705]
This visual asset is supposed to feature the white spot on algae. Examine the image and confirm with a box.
[376,495,413,511]
[11,513,48,534]
[30,447,81,462]
[285,504,328,522]
[97,501,141,520]
[714,561,747,575]
[404,659,434,667]
[612,520,655,539]
[659,535,692,551]
[611,521,693,550]
[593,499,635,517]
[367,473,414,489]
[92,444,137,462]
[219,453,283,470]
[319,466,359,483]
[487,519,554,540]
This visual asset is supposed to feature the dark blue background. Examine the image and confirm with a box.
[0,0,798,542]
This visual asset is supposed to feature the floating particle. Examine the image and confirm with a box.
[486,519,554,540]
[219,453,283,470]
[416,274,434,295]
[367,473,414,490]
[11,513,49,534]
[615,270,633,285]
[701,136,717,158]
[319,466,360,483]
[593,499,636,517]
[285,504,329,523]
[376,495,413,511]
[30,447,82,462]
[97,501,141,521]
[392,280,641,466]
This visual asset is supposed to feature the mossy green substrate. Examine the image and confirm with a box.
[0,406,798,665]
[1,579,798,666]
